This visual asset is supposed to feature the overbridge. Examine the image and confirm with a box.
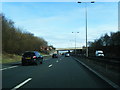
[56,47,82,51]
[56,47,83,54]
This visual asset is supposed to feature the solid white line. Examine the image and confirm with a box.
[72,57,120,88]
[11,78,32,90]
[0,66,18,71]
[48,64,52,68]
[0,68,7,71]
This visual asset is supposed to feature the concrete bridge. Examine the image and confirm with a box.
[56,47,83,54]
[56,47,82,51]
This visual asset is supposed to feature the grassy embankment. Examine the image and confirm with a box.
[1,53,51,64]
[2,53,21,64]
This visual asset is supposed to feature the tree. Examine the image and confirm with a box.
[2,14,51,55]
[101,34,110,46]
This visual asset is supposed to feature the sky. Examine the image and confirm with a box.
[1,0,120,2]
[1,1,119,48]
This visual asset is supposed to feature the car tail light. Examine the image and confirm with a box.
[33,56,37,59]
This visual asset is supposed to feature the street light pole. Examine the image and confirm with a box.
[78,1,95,57]
[85,2,88,57]
[72,32,79,55]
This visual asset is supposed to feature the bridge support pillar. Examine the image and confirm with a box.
[57,50,59,54]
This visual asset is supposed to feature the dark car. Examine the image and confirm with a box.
[52,54,58,58]
[65,53,70,57]
[62,53,64,55]
[22,51,43,66]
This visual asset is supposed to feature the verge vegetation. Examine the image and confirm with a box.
[1,13,55,63]
[2,53,21,64]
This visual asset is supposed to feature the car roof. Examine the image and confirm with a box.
[96,51,103,52]
[53,53,57,55]
[25,51,38,52]
[24,51,39,54]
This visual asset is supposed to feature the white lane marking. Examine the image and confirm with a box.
[0,68,7,71]
[44,58,52,61]
[56,60,59,62]
[0,66,18,71]
[11,78,32,90]
[48,64,52,68]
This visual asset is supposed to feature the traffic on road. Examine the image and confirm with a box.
[2,55,114,89]
[1,2,120,89]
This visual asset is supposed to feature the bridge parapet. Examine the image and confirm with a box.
[56,47,82,51]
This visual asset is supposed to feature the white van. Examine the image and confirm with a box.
[95,50,104,57]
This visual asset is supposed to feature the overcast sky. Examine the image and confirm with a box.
[2,1,118,48]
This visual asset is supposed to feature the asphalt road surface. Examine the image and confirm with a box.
[2,55,113,89]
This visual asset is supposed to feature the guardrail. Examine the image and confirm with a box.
[88,57,120,66]
[71,54,120,66]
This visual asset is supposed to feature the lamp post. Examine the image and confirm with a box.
[78,1,95,57]
[118,1,120,32]
[72,32,79,55]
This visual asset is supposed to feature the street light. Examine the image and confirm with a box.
[78,1,95,57]
[72,32,79,55]
[118,1,120,32]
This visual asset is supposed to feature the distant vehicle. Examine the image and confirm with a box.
[61,53,64,55]
[52,54,58,58]
[22,51,43,65]
[95,50,104,57]
[65,53,70,57]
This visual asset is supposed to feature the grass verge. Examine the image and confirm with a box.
[1,53,51,64]
[2,53,21,64]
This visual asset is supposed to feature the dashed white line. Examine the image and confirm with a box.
[11,78,32,90]
[48,64,52,68]
[0,66,18,71]
[56,60,59,62]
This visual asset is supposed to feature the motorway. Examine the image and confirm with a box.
[2,55,113,89]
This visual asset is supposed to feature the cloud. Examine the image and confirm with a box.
[14,14,117,48]
[2,2,118,48]
[46,24,118,48]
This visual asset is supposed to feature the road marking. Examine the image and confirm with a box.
[11,78,32,90]
[48,64,52,68]
[72,57,120,88]
[44,58,52,61]
[0,66,18,71]
[56,60,59,62]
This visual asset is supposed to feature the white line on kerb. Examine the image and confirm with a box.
[0,66,18,71]
[48,64,52,68]
[72,57,120,88]
[11,78,32,90]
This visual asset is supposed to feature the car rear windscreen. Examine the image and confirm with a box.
[23,52,35,57]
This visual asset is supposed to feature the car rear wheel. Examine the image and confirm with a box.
[22,63,26,66]
[40,62,42,64]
